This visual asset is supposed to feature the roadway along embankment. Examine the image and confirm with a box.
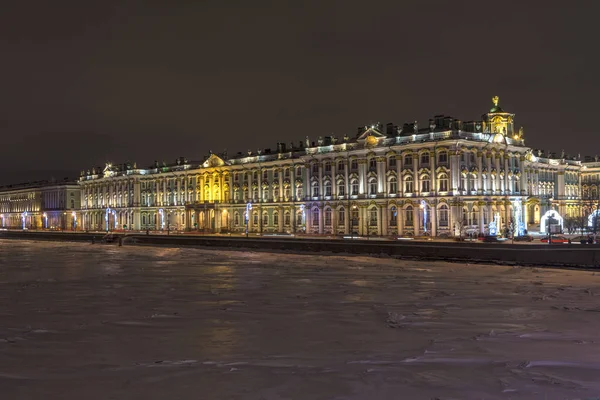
[2,230,600,268]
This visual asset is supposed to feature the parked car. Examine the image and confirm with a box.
[540,235,569,244]
[514,235,534,242]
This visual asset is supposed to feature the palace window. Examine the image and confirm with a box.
[234,212,240,226]
[469,175,476,191]
[338,181,345,196]
[421,175,430,193]
[274,170,279,179]
[405,206,413,224]
[273,212,279,226]
[390,206,397,226]
[404,154,413,166]
[263,170,268,180]
[296,186,303,199]
[369,208,377,225]
[284,168,290,177]
[351,160,358,170]
[438,173,449,192]
[325,162,331,172]
[420,152,430,165]
[369,159,377,170]
[312,163,319,173]
[438,151,448,164]
[388,157,396,168]
[263,213,269,226]
[389,177,397,194]
[284,187,290,199]
[470,153,476,164]
[284,211,291,226]
[404,176,414,193]
[338,161,344,171]
[312,182,319,197]
[325,209,332,226]
[439,205,449,226]
[369,178,377,195]
[339,207,345,224]
[312,209,319,226]
[296,167,302,177]
[351,179,359,195]
[351,207,359,226]
[324,181,332,197]
[296,211,303,226]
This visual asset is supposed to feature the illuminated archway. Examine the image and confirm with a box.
[540,209,563,234]
[588,209,600,229]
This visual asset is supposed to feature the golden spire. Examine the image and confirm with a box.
[492,96,499,107]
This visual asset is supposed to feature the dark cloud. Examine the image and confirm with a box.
[0,1,598,184]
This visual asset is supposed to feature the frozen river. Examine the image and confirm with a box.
[1,240,600,399]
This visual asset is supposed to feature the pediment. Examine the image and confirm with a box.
[356,128,387,143]
[202,154,226,168]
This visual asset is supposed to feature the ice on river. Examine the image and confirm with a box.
[1,240,600,399]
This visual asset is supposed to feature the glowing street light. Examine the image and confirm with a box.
[420,200,427,234]
[22,211,27,230]
[245,202,252,237]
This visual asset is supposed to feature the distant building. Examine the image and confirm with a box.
[0,180,81,230]
[70,96,600,235]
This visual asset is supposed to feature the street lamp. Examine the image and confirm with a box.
[158,208,165,230]
[245,202,252,237]
[420,200,427,235]
[352,204,358,238]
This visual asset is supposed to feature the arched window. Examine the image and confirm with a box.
[404,154,413,166]
[420,152,430,165]
[462,207,468,224]
[234,212,240,226]
[253,188,259,201]
[388,157,396,168]
[262,212,269,226]
[439,205,449,226]
[312,208,319,225]
[338,161,344,171]
[470,207,478,225]
[339,207,345,224]
[296,186,303,199]
[404,176,414,193]
[390,206,397,226]
[469,174,476,192]
[273,211,279,226]
[324,181,332,197]
[405,206,414,224]
[284,187,291,200]
[389,176,397,194]
[338,181,345,196]
[351,179,359,195]
[253,211,259,225]
[421,175,430,193]
[311,182,319,197]
[369,178,377,195]
[438,173,449,192]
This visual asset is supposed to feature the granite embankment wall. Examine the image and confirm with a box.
[2,230,600,268]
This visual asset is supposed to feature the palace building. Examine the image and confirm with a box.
[70,97,597,236]
[0,180,81,230]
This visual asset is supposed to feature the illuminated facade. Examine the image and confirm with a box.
[74,97,598,236]
[0,181,81,230]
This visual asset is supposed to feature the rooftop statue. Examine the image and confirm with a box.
[492,96,499,107]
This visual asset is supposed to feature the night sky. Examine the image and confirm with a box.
[1,1,598,185]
